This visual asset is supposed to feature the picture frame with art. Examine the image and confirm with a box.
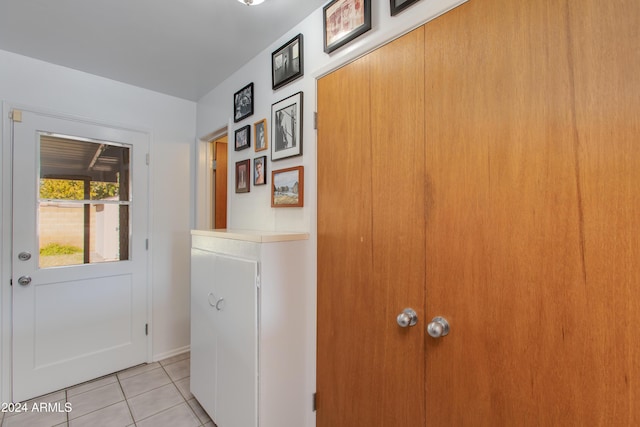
[235,159,250,193]
[271,91,303,161]
[323,0,371,54]
[272,166,304,207]
[254,156,267,186]
[254,118,268,152]
[233,82,254,123]
[390,0,421,16]
[234,125,251,151]
[272,34,304,90]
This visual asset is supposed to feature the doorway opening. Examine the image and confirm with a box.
[210,135,227,229]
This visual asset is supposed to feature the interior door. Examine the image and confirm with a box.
[11,109,149,402]
[424,0,640,424]
[317,27,426,426]
[214,137,227,229]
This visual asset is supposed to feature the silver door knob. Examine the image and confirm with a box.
[18,252,32,261]
[427,316,450,338]
[396,308,418,328]
[18,276,32,286]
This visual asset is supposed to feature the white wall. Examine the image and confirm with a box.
[195,1,465,426]
[0,49,196,401]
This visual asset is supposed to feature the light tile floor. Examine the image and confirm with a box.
[1,352,217,427]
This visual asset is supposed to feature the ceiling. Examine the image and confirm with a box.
[0,0,327,101]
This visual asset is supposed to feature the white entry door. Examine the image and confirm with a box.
[11,109,149,402]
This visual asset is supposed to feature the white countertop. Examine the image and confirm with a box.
[191,229,309,243]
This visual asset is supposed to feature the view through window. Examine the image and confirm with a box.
[38,135,131,268]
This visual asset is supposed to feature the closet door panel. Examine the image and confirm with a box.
[424,0,640,424]
[317,54,376,427]
[368,27,426,427]
[317,27,426,427]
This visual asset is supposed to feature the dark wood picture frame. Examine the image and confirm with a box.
[323,0,371,54]
[235,159,251,193]
[272,34,304,90]
[233,82,254,123]
[272,166,304,207]
[254,156,267,186]
[234,125,251,151]
[271,91,303,161]
[390,0,421,16]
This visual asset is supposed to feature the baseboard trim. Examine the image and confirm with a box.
[153,345,190,362]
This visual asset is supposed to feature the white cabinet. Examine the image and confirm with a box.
[190,229,309,427]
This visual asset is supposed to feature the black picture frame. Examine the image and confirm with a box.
[272,34,304,90]
[323,0,371,54]
[234,125,251,151]
[233,82,254,123]
[390,0,421,16]
[254,156,267,186]
[235,159,250,193]
[271,91,303,161]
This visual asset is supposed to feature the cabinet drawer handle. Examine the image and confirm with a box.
[208,292,225,311]
[208,292,218,307]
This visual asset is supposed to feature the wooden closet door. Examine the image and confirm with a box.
[424,0,640,425]
[317,28,426,427]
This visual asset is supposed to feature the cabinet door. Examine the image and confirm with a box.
[190,248,219,418]
[214,255,259,427]
[191,250,259,427]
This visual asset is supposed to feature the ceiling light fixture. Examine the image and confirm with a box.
[238,0,265,5]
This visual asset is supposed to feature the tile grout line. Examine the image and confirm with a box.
[115,373,137,427]
[7,355,195,427]
[158,362,205,426]
[65,389,69,426]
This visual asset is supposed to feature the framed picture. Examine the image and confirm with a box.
[254,156,267,186]
[390,0,420,16]
[233,82,254,123]
[235,159,250,193]
[272,34,304,90]
[235,125,251,151]
[323,0,371,54]
[272,166,304,207]
[271,91,303,161]
[254,119,268,152]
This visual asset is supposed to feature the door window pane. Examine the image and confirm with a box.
[38,135,131,268]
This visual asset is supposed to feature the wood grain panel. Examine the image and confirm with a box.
[424,0,640,424]
[317,55,377,426]
[368,27,426,426]
[569,0,640,424]
[318,28,427,426]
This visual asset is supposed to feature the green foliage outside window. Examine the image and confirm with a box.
[39,178,119,200]
[40,243,82,256]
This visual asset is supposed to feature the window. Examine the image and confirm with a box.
[38,135,131,268]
